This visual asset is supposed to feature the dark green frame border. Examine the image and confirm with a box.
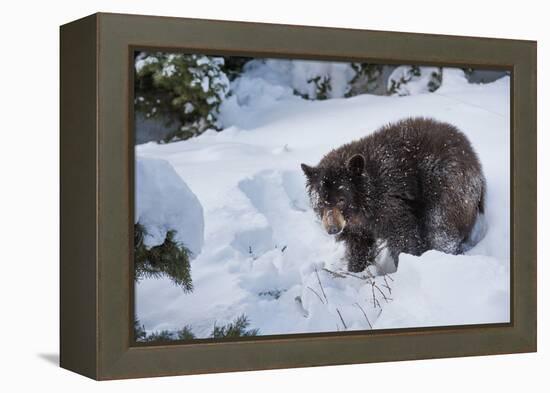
[60,12,536,380]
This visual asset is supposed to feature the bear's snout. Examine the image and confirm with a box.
[322,208,346,235]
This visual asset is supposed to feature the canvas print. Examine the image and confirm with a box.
[132,51,510,342]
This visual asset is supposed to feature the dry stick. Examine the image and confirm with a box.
[342,271,374,284]
[322,267,346,279]
[382,275,392,294]
[342,271,366,279]
[371,282,381,308]
[374,283,393,303]
[307,286,325,304]
[314,267,329,304]
[336,308,348,330]
[354,302,373,329]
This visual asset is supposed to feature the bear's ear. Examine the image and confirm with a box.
[301,163,318,180]
[347,154,365,175]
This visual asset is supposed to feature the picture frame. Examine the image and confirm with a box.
[60,12,537,380]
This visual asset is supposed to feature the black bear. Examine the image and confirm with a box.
[301,117,486,273]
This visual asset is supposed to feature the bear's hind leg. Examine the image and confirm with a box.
[383,208,426,267]
[424,205,463,255]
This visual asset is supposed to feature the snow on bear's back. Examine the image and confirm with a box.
[135,157,204,257]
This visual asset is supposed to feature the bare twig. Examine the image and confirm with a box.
[322,268,346,279]
[314,267,329,304]
[342,271,374,284]
[382,275,392,294]
[307,286,325,304]
[342,271,365,279]
[336,308,347,330]
[384,273,394,282]
[354,302,372,329]
[374,283,392,303]
[371,282,381,308]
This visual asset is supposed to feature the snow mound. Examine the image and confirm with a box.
[237,59,355,100]
[219,59,356,129]
[438,67,471,92]
[135,157,204,256]
[135,69,510,337]
[375,251,510,328]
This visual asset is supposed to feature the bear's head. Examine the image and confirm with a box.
[301,154,370,236]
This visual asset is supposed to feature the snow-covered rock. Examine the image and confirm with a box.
[135,157,204,257]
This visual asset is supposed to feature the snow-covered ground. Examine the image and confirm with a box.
[135,67,510,337]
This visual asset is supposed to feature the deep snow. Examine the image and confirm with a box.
[135,67,510,337]
[135,157,204,255]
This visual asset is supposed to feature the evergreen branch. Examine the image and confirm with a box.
[134,224,194,292]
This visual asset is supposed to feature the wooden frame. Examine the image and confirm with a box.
[60,12,537,380]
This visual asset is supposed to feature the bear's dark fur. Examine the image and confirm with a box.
[301,117,486,273]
